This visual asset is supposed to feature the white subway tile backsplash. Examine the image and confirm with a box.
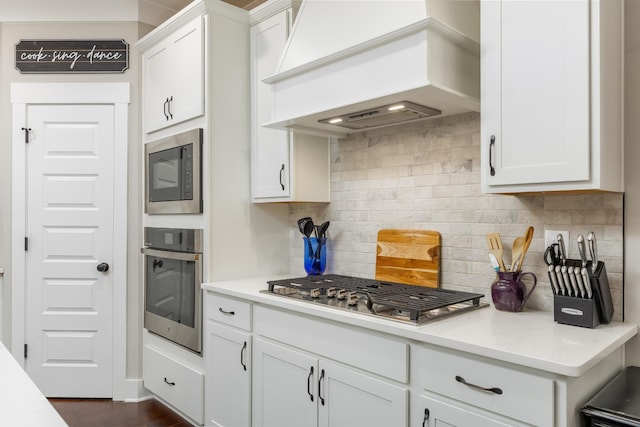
[289,112,624,321]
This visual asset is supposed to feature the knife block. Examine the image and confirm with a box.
[551,259,613,328]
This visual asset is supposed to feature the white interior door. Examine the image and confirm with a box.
[24,104,115,397]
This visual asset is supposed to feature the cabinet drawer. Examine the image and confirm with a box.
[254,305,408,383]
[416,346,553,427]
[143,345,204,424]
[205,293,252,331]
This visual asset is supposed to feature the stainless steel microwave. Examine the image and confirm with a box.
[145,128,203,214]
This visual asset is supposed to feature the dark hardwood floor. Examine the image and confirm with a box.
[48,398,192,427]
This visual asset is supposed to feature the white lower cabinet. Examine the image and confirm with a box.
[414,346,553,426]
[252,338,316,427]
[204,292,253,427]
[143,345,204,424]
[204,290,624,427]
[252,337,408,427]
[205,323,251,427]
[417,394,528,427]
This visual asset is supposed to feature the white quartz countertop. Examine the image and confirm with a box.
[203,275,638,377]
[0,342,68,426]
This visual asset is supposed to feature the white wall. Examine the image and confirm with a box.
[625,0,640,366]
[290,113,625,319]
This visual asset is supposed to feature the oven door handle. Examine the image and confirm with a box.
[141,247,200,262]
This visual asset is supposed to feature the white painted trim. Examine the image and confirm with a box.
[10,82,130,401]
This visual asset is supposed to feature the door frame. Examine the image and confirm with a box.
[10,82,130,400]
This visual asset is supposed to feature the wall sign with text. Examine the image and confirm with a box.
[15,39,129,74]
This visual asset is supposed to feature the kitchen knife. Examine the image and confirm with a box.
[561,265,571,297]
[567,266,579,297]
[587,232,598,274]
[577,234,588,268]
[574,268,586,298]
[548,264,560,295]
[557,234,567,266]
[581,267,593,299]
[555,265,567,296]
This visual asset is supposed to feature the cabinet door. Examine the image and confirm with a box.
[143,40,173,133]
[252,337,317,427]
[318,360,408,427]
[251,11,291,199]
[418,395,527,427]
[171,15,204,126]
[481,0,590,189]
[205,323,251,427]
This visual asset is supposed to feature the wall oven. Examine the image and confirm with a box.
[142,227,203,354]
[145,128,203,215]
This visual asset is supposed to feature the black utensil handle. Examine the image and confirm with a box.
[489,135,496,176]
[455,375,503,395]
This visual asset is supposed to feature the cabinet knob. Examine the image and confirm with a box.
[97,262,109,273]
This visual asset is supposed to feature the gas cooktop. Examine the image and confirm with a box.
[264,274,488,325]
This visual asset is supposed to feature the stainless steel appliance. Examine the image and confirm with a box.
[142,227,203,354]
[582,366,640,426]
[145,128,203,214]
[265,274,487,325]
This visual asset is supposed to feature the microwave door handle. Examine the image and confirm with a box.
[140,247,200,262]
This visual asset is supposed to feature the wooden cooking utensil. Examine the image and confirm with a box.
[512,226,534,271]
[486,233,506,272]
[510,237,525,272]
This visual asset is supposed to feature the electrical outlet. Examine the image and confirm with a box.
[544,230,570,256]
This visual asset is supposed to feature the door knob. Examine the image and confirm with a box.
[97,262,109,272]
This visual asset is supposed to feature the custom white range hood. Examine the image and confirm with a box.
[264,0,481,138]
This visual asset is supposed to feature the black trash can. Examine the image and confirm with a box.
[582,366,640,426]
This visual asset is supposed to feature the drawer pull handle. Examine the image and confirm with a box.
[163,98,169,120]
[422,408,430,427]
[318,368,325,406]
[489,135,496,176]
[164,377,176,386]
[307,366,314,402]
[279,164,285,191]
[240,341,247,371]
[219,307,235,316]
[455,375,502,395]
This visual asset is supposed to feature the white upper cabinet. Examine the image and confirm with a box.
[142,16,204,134]
[250,5,330,203]
[481,0,623,193]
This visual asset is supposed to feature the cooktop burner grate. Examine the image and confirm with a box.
[266,274,485,324]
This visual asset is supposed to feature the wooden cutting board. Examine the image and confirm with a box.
[375,229,441,288]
